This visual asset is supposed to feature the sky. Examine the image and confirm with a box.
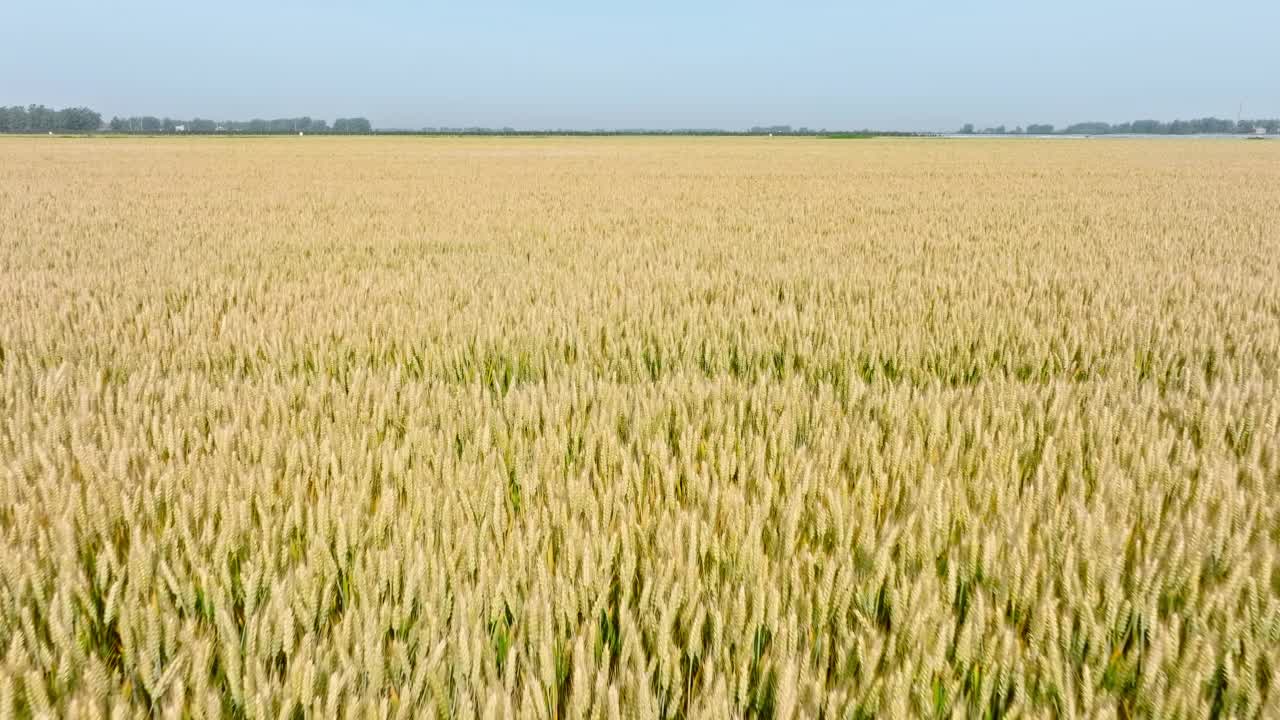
[2,0,1277,131]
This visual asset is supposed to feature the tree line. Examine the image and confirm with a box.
[960,117,1279,135]
[0,105,103,132]
[108,116,372,134]
[0,105,373,134]
[6,103,1277,137]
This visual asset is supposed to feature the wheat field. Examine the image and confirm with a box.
[1,136,1278,718]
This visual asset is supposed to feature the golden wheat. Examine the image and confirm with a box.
[1,135,1278,718]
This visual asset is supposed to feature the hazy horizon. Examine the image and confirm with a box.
[4,0,1277,131]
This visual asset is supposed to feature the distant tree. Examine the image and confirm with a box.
[334,117,373,133]
[0,107,20,132]
[69,107,102,131]
[959,123,974,134]
[1026,124,1054,134]
[1064,121,1111,135]
[58,106,89,131]
[1200,117,1234,134]
[28,105,56,131]
[140,116,162,132]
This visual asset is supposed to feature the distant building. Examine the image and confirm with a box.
[1256,127,1268,136]
[174,125,186,133]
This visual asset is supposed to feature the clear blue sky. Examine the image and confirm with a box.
[3,0,1277,130]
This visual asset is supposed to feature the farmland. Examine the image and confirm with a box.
[1,136,1279,717]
